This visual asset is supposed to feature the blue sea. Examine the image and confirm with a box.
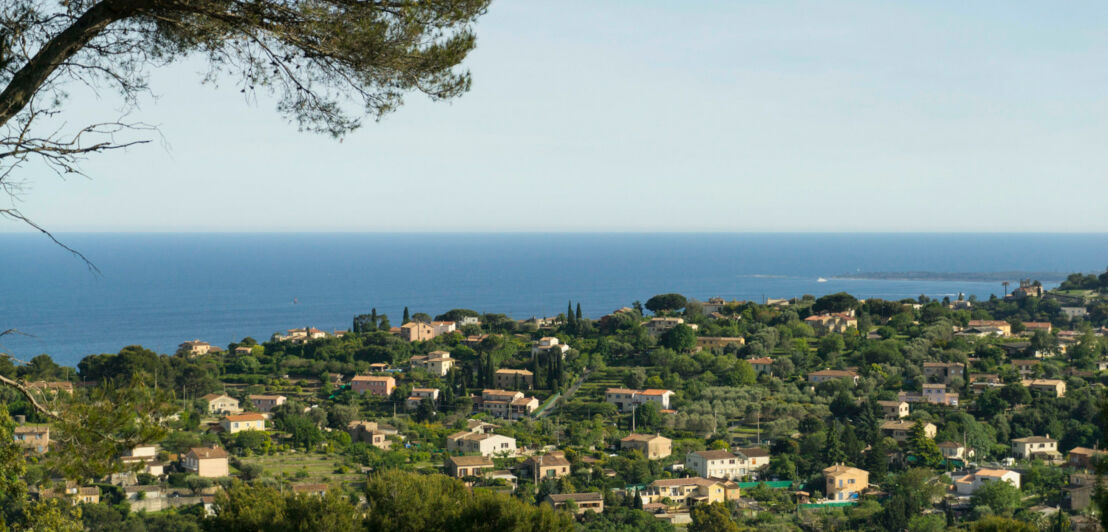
[1,233,1106,366]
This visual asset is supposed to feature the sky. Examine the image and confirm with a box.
[6,0,1108,232]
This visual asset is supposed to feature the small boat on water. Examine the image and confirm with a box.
[817,277,827,283]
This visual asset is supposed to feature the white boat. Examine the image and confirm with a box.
[817,277,827,283]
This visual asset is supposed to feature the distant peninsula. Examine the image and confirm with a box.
[830,271,1068,282]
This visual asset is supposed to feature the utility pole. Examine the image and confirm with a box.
[631,404,636,433]
[756,411,761,445]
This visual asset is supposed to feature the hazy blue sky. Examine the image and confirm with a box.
[8,1,1108,232]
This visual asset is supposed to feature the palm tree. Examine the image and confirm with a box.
[1002,281,1010,296]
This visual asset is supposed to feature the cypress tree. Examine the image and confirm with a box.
[402,307,410,324]
[567,301,576,329]
[576,302,582,321]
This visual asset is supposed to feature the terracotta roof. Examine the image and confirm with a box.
[529,454,570,467]
[691,450,736,460]
[352,375,393,382]
[748,357,774,365]
[547,492,602,503]
[621,433,668,443]
[201,393,231,401]
[1013,436,1056,444]
[974,468,1015,478]
[639,389,673,396]
[651,477,719,488]
[188,446,229,460]
[937,441,963,448]
[605,388,638,395]
[223,413,266,422]
[448,455,493,467]
[13,425,48,434]
[809,369,858,377]
[737,447,770,458]
[823,465,867,476]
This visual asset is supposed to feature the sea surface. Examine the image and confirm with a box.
[1,233,1106,366]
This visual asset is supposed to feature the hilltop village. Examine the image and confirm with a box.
[3,271,1108,531]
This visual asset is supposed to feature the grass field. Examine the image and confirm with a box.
[238,452,363,485]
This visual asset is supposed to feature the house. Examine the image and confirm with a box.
[702,297,740,314]
[409,351,455,376]
[620,434,672,460]
[736,447,771,470]
[247,394,286,413]
[696,337,746,350]
[431,321,457,336]
[686,450,748,480]
[880,420,936,442]
[645,317,698,336]
[641,477,740,508]
[1062,307,1089,320]
[922,362,965,383]
[953,469,1020,496]
[347,421,391,450]
[1064,473,1097,510]
[475,389,539,420]
[405,388,440,410]
[350,375,395,396]
[291,483,328,497]
[525,453,571,481]
[445,455,494,479]
[807,369,859,385]
[13,425,49,453]
[494,369,534,390]
[75,486,100,504]
[969,373,1002,393]
[1068,447,1108,469]
[543,493,604,515]
[200,393,241,415]
[1024,322,1052,334]
[804,313,858,335]
[604,388,675,413]
[1012,436,1060,460]
[220,413,266,434]
[1011,359,1041,377]
[899,384,958,406]
[179,340,220,356]
[938,441,969,461]
[119,445,164,478]
[877,400,910,420]
[532,337,571,359]
[1010,280,1044,299]
[446,431,517,457]
[400,322,435,342]
[824,465,869,501]
[748,357,774,375]
[183,446,229,478]
[276,327,327,343]
[1022,379,1066,398]
[233,346,254,356]
[967,320,1012,336]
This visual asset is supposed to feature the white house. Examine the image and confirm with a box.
[686,450,748,480]
[954,469,1020,495]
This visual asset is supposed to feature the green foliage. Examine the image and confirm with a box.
[970,516,1036,532]
[812,293,859,314]
[363,470,574,532]
[970,479,1022,517]
[207,481,359,532]
[659,324,696,352]
[688,502,739,532]
[645,294,687,314]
